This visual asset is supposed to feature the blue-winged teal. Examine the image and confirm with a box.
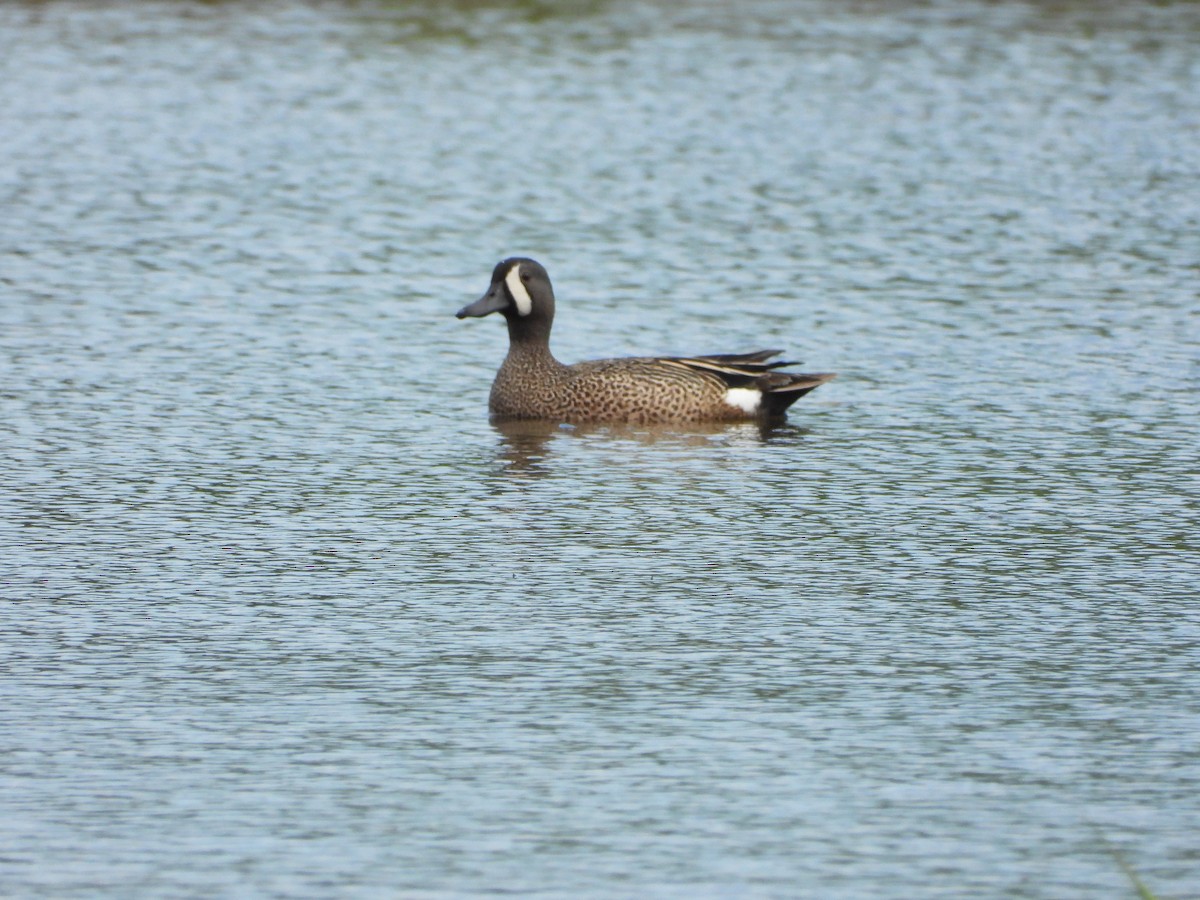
[456,258,835,424]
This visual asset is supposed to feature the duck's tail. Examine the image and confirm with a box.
[759,371,837,419]
[670,350,836,419]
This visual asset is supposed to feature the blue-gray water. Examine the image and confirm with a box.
[2,1,1199,897]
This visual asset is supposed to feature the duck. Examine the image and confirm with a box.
[456,257,835,424]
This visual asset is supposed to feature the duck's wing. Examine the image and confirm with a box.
[660,350,799,385]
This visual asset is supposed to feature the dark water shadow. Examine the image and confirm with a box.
[342,0,618,45]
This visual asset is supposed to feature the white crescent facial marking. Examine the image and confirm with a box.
[724,388,762,414]
[505,264,533,317]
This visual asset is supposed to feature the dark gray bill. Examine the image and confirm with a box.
[456,286,508,318]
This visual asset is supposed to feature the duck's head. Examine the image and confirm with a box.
[456,258,555,329]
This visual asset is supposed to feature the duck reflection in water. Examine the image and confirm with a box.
[490,417,813,477]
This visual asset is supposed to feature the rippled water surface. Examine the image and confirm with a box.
[3,0,1199,896]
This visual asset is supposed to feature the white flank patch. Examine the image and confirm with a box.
[505,264,533,317]
[724,388,761,414]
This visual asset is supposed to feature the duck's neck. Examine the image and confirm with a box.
[505,315,557,361]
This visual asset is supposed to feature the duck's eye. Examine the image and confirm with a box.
[520,270,531,282]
